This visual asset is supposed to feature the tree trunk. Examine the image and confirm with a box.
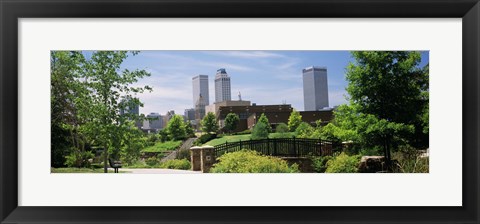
[103,143,108,173]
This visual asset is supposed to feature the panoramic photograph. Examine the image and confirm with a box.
[50,50,429,173]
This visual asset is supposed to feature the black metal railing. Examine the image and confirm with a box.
[214,137,342,157]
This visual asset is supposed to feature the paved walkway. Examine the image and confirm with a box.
[111,168,201,174]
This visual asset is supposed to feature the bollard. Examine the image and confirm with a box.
[190,146,202,171]
[200,145,215,173]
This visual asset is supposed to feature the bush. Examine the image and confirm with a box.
[392,145,429,173]
[359,147,382,156]
[193,133,216,146]
[176,149,191,160]
[158,129,169,142]
[145,157,161,167]
[325,153,361,173]
[210,150,299,173]
[159,159,191,170]
[295,122,314,138]
[232,129,252,135]
[251,122,269,140]
[312,156,333,173]
[148,134,159,143]
[270,132,295,139]
[64,150,94,168]
[275,123,289,133]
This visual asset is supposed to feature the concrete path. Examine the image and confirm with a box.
[112,168,201,174]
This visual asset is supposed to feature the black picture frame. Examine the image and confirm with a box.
[1,0,479,223]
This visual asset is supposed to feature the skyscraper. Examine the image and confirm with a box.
[146,112,163,130]
[119,97,142,128]
[302,66,329,111]
[192,75,209,107]
[119,97,140,116]
[195,94,207,129]
[215,68,231,103]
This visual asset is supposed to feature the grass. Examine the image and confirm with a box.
[203,132,296,146]
[141,140,182,153]
[203,134,252,146]
[51,167,127,173]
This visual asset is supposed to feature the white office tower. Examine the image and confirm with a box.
[302,66,329,111]
[214,68,231,103]
[192,75,209,107]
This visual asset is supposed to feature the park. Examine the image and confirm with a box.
[50,51,429,173]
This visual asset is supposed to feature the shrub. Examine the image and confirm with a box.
[325,153,361,173]
[257,113,272,133]
[159,159,191,170]
[270,132,294,139]
[359,147,382,156]
[312,156,333,173]
[148,134,159,143]
[251,122,269,140]
[295,122,314,138]
[145,157,161,167]
[64,150,94,168]
[193,133,216,146]
[158,129,169,142]
[275,123,289,133]
[232,129,252,135]
[210,150,299,173]
[392,145,429,173]
[176,149,191,160]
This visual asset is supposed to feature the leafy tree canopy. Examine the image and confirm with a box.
[346,51,428,148]
[251,122,269,140]
[224,113,240,134]
[288,109,303,132]
[166,115,187,141]
[201,112,219,134]
[257,113,272,133]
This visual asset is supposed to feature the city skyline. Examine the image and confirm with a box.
[110,51,429,115]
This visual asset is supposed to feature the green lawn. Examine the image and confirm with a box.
[51,167,126,173]
[203,132,296,146]
[204,134,252,146]
[141,140,182,153]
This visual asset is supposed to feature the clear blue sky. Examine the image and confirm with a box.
[98,51,428,116]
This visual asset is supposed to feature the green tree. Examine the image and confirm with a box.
[251,122,269,140]
[166,115,187,140]
[224,113,240,134]
[158,129,169,142]
[201,112,219,134]
[295,122,314,138]
[50,51,87,167]
[185,121,195,137]
[78,51,151,173]
[257,113,272,133]
[326,104,414,159]
[346,51,429,149]
[288,109,303,132]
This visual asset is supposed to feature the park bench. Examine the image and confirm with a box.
[108,158,122,173]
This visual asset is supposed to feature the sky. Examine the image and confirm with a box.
[98,51,429,116]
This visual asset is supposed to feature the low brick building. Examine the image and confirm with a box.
[212,102,334,133]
